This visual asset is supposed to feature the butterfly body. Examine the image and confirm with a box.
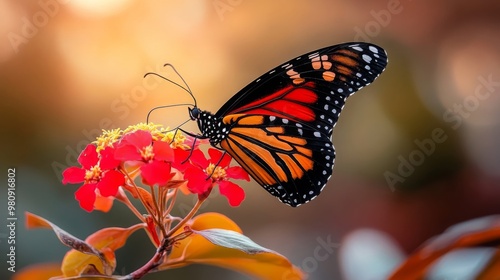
[189,42,388,206]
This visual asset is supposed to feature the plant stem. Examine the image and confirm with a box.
[167,197,205,237]
[126,197,205,279]
[116,188,144,221]
[164,188,178,218]
[127,234,171,279]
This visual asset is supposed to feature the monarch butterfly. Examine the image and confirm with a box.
[159,42,387,207]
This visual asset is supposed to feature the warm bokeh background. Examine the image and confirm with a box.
[2,1,500,279]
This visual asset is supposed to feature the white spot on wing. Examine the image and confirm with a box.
[369,45,378,53]
[362,54,372,63]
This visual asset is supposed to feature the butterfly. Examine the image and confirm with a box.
[186,42,388,207]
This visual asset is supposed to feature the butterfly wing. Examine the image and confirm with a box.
[216,42,388,206]
[219,114,335,206]
[215,42,387,120]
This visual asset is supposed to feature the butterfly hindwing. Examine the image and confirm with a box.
[219,114,335,206]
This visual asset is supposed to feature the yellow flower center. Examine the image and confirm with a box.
[140,145,155,161]
[205,163,226,181]
[163,130,190,150]
[94,128,122,152]
[84,165,102,182]
[124,123,163,140]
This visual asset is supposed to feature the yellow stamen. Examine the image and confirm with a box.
[94,128,122,152]
[84,165,102,182]
[140,145,155,161]
[162,130,190,150]
[205,163,227,181]
[124,122,164,140]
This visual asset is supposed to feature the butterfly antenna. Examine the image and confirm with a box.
[143,64,197,107]
[162,63,196,107]
[160,118,192,133]
[146,103,194,124]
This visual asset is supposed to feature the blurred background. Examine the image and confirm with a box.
[1,0,500,279]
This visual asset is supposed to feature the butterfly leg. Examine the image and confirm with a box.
[174,128,206,163]
[205,150,227,180]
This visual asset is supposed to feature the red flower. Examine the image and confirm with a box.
[62,144,125,212]
[114,130,175,186]
[184,148,250,207]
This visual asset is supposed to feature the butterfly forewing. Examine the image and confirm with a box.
[215,42,387,119]
[196,42,388,206]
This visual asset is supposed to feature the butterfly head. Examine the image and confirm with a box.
[188,106,204,132]
[188,106,201,121]
[188,106,230,146]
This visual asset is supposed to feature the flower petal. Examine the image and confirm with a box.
[114,144,142,161]
[218,181,245,207]
[190,149,209,168]
[97,170,125,197]
[93,194,114,213]
[153,141,174,162]
[140,161,173,186]
[75,183,97,212]
[184,166,211,194]
[208,148,231,168]
[225,166,250,181]
[121,130,152,149]
[183,135,207,150]
[62,167,86,184]
[78,144,99,169]
[99,146,121,170]
[172,148,191,172]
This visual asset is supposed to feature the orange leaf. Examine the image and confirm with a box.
[124,185,155,210]
[163,212,305,280]
[62,248,115,277]
[146,216,161,246]
[389,215,500,279]
[25,212,112,274]
[62,224,144,277]
[477,249,500,279]
[26,212,52,228]
[12,263,61,280]
[163,179,186,189]
[13,262,122,280]
[86,224,144,250]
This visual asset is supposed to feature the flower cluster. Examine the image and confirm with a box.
[23,123,304,280]
[62,123,249,212]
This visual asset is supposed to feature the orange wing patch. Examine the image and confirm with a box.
[230,127,294,153]
[220,115,314,187]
